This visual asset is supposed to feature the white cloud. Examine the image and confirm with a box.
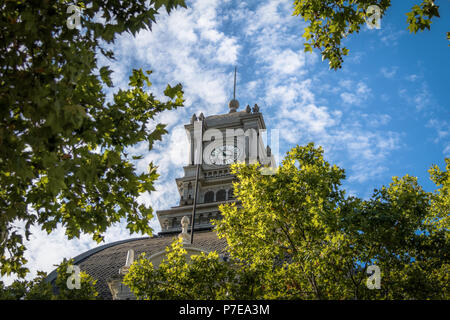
[340,81,371,106]
[444,144,450,157]
[340,92,359,105]
[242,0,310,79]
[427,119,450,157]
[380,67,398,79]
[270,49,305,75]
[104,0,240,115]
[406,74,419,82]
[281,103,341,134]
[379,26,405,46]
[399,83,433,111]
[413,85,432,111]
[262,75,399,185]
[362,113,391,127]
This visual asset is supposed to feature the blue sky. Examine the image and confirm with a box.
[2,0,449,284]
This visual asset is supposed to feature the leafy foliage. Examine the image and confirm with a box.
[0,0,185,277]
[428,158,450,233]
[217,142,354,299]
[217,143,449,299]
[123,238,263,300]
[0,258,98,300]
[293,0,442,70]
[125,143,449,300]
[406,0,440,34]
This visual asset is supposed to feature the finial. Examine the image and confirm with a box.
[252,104,260,113]
[119,249,135,275]
[125,249,134,267]
[198,113,205,121]
[245,105,251,113]
[190,113,197,124]
[229,67,239,113]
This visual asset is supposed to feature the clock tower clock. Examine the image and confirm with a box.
[156,99,274,235]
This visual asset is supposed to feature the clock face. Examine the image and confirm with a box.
[209,145,240,165]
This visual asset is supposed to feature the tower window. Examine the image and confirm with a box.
[216,189,226,201]
[204,191,214,203]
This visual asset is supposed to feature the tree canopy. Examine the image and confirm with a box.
[0,0,186,278]
[125,143,449,300]
[293,0,443,70]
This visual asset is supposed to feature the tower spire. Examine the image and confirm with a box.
[233,66,237,100]
[229,66,239,113]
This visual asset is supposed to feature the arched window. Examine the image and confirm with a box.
[216,189,226,201]
[204,191,214,203]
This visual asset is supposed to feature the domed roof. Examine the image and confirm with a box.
[46,230,227,300]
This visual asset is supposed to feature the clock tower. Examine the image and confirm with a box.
[47,95,277,300]
[156,99,275,236]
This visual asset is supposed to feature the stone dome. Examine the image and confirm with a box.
[45,230,227,300]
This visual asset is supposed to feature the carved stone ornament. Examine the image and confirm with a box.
[178,216,191,244]
[107,277,123,300]
[119,249,134,275]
